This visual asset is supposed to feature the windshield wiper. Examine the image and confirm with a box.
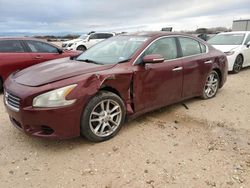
[117,58,131,64]
[77,59,103,65]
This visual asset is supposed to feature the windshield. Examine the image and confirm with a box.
[76,36,149,64]
[208,33,245,45]
[78,34,88,40]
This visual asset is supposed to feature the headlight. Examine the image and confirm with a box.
[68,43,73,47]
[224,51,235,56]
[33,84,77,108]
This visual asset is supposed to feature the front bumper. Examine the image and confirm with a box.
[5,102,82,139]
[226,54,237,71]
[4,79,83,139]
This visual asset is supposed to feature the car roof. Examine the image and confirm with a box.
[0,37,61,49]
[217,31,250,35]
[122,31,195,38]
[0,37,48,41]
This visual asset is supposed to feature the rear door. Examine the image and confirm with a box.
[0,40,34,80]
[24,40,63,63]
[133,37,183,112]
[178,37,213,98]
[87,33,101,47]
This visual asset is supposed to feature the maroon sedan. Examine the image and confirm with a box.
[4,32,227,142]
[0,37,81,90]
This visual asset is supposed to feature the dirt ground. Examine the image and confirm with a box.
[0,68,250,188]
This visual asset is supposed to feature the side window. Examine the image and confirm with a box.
[94,33,113,39]
[200,42,207,53]
[96,34,105,39]
[103,33,113,39]
[143,37,178,60]
[26,41,59,53]
[179,37,202,56]
[244,34,250,45]
[89,34,98,40]
[0,40,25,53]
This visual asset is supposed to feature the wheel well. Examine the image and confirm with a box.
[77,45,86,49]
[100,86,121,98]
[213,68,222,88]
[238,54,244,62]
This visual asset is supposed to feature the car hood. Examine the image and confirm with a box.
[212,45,240,53]
[13,58,115,87]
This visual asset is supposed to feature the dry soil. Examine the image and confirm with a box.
[0,68,250,188]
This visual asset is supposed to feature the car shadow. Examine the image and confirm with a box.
[228,66,250,74]
[18,98,202,151]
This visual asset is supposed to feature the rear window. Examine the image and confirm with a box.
[0,40,25,53]
[179,37,204,56]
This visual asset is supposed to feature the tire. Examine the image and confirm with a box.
[232,55,243,74]
[0,77,3,92]
[201,70,220,99]
[81,91,126,142]
[76,45,87,52]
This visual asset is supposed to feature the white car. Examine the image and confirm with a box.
[208,31,250,73]
[62,32,115,51]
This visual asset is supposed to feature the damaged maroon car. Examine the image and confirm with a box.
[4,32,227,142]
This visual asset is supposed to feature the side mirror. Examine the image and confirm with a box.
[247,41,250,48]
[142,54,165,64]
[58,48,63,54]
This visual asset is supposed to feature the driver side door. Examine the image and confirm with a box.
[133,37,183,113]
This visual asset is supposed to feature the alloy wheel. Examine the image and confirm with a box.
[89,99,122,137]
[204,72,219,98]
[233,55,243,73]
[77,46,86,51]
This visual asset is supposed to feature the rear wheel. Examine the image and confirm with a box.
[0,77,3,92]
[76,45,87,52]
[202,70,220,99]
[81,91,126,142]
[232,55,243,74]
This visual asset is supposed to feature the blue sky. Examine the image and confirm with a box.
[0,0,249,35]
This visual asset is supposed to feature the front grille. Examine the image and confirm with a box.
[62,43,67,47]
[4,92,20,111]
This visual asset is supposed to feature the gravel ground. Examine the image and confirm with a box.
[0,68,250,188]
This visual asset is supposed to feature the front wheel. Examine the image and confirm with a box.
[76,45,87,52]
[202,70,220,99]
[81,91,126,142]
[232,55,243,74]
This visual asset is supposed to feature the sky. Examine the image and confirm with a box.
[0,0,249,35]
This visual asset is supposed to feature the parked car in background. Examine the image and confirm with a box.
[0,38,82,90]
[208,31,250,73]
[196,33,216,41]
[4,32,227,142]
[62,32,115,51]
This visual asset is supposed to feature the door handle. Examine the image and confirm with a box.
[34,55,42,59]
[204,60,212,64]
[172,67,183,71]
